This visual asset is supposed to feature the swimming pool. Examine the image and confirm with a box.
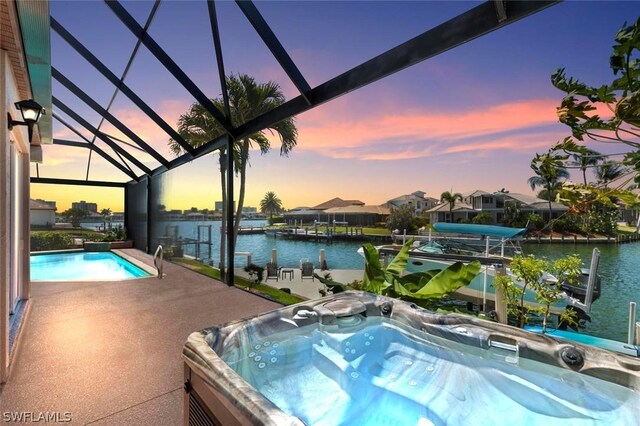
[30,252,151,281]
[183,292,640,425]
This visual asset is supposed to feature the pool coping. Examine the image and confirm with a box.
[4,248,283,424]
[30,249,158,281]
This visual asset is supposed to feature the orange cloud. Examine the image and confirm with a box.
[294,98,563,159]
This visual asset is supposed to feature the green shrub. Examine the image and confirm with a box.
[472,212,493,224]
[552,215,581,233]
[31,231,73,251]
[101,226,127,242]
[244,263,265,283]
[526,213,545,231]
[387,205,416,233]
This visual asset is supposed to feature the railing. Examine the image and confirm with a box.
[154,245,164,279]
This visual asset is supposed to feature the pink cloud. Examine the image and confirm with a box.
[294,98,566,159]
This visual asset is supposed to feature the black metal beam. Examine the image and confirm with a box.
[31,177,127,188]
[52,112,138,178]
[52,96,153,175]
[140,1,558,183]
[52,67,170,167]
[50,17,196,156]
[235,0,311,103]
[207,0,231,119]
[53,138,140,181]
[151,133,227,177]
[104,0,236,136]
[233,0,559,141]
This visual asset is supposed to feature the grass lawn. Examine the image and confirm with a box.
[170,257,305,306]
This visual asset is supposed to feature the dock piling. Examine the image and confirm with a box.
[629,302,637,345]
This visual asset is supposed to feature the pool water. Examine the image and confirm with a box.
[31,252,150,281]
[222,318,639,425]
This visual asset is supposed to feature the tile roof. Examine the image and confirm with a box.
[311,197,365,210]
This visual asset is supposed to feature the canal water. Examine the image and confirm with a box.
[110,219,640,342]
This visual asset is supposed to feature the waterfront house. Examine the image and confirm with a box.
[428,189,569,224]
[29,199,56,228]
[618,190,640,227]
[323,205,391,226]
[384,191,438,215]
[284,198,365,225]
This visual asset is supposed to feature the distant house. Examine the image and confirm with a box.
[311,197,364,210]
[427,190,569,224]
[618,189,640,226]
[284,198,381,225]
[384,191,438,215]
[324,205,391,226]
[30,199,56,228]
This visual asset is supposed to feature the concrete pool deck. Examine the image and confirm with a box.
[0,249,281,425]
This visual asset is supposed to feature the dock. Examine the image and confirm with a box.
[234,267,364,300]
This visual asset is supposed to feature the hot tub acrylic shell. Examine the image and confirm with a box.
[182,292,640,425]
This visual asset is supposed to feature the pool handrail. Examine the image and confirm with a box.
[153,245,164,279]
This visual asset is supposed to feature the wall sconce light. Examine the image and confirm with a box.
[7,99,45,143]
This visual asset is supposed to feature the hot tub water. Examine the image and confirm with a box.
[222,318,639,425]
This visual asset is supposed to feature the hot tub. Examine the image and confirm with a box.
[182,292,640,425]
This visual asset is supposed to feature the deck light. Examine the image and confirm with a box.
[7,99,45,143]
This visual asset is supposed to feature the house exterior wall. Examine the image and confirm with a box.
[30,209,55,227]
[1,50,32,383]
[388,193,437,216]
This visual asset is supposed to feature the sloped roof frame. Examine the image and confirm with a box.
[29,0,558,184]
[25,0,559,285]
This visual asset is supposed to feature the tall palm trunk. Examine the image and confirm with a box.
[546,183,553,224]
[218,149,226,279]
[233,140,250,250]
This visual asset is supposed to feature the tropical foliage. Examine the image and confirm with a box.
[61,208,89,227]
[31,231,73,251]
[528,148,570,222]
[570,148,602,185]
[440,191,463,223]
[494,254,582,332]
[471,212,493,225]
[316,239,481,304]
[386,204,415,233]
[260,191,284,220]
[168,74,297,277]
[501,201,527,228]
[539,18,640,230]
[100,208,112,230]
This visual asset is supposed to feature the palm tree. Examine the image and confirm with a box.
[62,208,89,228]
[570,148,601,185]
[440,191,463,223]
[100,208,112,230]
[595,162,627,186]
[168,74,297,277]
[528,167,570,222]
[260,191,283,221]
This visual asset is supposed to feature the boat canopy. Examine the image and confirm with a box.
[432,223,527,239]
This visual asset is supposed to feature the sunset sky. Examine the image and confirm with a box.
[31,1,639,212]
